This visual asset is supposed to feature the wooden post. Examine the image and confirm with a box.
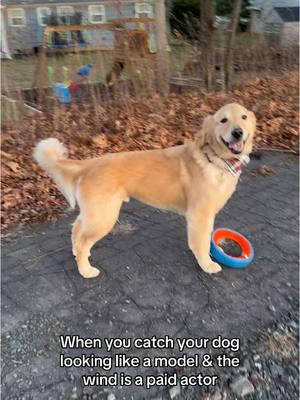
[224,0,242,91]
[37,30,47,103]
[200,0,215,91]
[154,0,170,96]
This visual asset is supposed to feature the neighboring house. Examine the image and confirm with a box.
[1,0,154,55]
[1,5,11,58]
[248,0,299,45]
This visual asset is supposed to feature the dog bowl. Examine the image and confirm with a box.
[210,228,254,268]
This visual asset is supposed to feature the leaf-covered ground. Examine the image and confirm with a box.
[1,72,298,230]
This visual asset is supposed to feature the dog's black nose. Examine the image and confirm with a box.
[232,128,243,140]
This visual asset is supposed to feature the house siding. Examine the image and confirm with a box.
[249,10,264,33]
[249,1,299,38]
[281,21,299,45]
[5,7,40,52]
[4,1,153,54]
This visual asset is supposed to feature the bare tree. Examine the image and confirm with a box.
[200,0,215,91]
[224,0,242,91]
[155,0,170,96]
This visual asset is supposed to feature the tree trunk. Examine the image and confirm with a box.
[200,0,215,91]
[154,0,170,96]
[225,0,242,91]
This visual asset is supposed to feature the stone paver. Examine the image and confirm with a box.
[1,152,299,399]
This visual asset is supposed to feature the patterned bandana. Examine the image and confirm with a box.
[204,145,250,176]
[222,155,250,175]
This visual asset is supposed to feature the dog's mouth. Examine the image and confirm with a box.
[221,137,244,155]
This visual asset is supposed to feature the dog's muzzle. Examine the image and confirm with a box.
[221,129,245,155]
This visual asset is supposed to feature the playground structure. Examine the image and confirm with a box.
[34,17,156,101]
[1,17,158,120]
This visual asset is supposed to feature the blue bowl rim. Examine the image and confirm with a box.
[210,228,254,268]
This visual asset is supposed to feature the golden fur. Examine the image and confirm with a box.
[34,103,256,278]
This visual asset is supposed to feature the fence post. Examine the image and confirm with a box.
[36,29,47,103]
[225,0,242,91]
[200,0,215,91]
[154,0,170,96]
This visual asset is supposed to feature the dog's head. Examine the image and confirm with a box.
[198,103,256,158]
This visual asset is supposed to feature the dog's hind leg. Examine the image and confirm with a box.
[74,190,124,279]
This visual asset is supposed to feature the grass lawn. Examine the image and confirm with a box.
[1,97,19,123]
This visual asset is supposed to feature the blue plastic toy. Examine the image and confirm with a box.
[77,64,93,78]
[210,228,254,269]
[53,83,72,104]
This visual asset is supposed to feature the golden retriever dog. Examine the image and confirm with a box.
[34,103,256,279]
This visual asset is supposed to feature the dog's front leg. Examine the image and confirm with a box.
[187,210,222,274]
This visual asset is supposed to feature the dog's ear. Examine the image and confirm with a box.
[249,111,256,133]
[196,115,215,148]
[244,111,256,155]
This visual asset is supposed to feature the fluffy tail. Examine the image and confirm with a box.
[34,138,82,209]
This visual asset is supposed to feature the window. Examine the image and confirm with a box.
[135,3,153,18]
[37,7,51,26]
[255,10,262,19]
[88,5,105,23]
[57,6,74,24]
[8,8,26,27]
[57,6,74,18]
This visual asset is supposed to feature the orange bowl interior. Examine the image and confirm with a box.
[213,229,252,259]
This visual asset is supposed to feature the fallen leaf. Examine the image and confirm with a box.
[250,165,274,176]
[5,161,20,173]
[92,134,108,148]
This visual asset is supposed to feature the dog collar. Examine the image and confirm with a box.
[204,145,249,176]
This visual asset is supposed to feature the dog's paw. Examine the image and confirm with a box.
[201,261,222,274]
[80,266,100,279]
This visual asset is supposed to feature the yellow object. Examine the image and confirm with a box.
[62,66,71,86]
[47,66,54,85]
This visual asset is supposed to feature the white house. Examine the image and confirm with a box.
[248,0,299,45]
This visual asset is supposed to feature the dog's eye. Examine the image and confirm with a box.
[242,115,247,120]
[220,118,228,123]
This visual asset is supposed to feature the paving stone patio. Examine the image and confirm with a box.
[2,152,299,399]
